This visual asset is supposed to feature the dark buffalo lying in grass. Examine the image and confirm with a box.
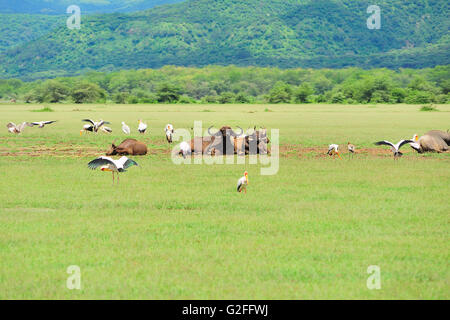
[106,139,147,156]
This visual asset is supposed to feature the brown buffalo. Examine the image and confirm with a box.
[186,136,216,155]
[206,126,243,155]
[106,138,148,156]
[244,127,270,155]
[411,130,450,153]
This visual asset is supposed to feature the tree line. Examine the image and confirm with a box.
[0,65,448,104]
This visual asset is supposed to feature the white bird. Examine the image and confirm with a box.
[80,124,94,135]
[165,123,174,143]
[6,122,32,134]
[409,134,421,152]
[122,122,131,134]
[82,119,110,132]
[374,138,414,159]
[179,141,191,159]
[31,120,57,128]
[237,171,249,194]
[101,126,112,134]
[327,144,342,159]
[138,120,147,134]
[88,156,138,184]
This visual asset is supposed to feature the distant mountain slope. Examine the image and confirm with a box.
[0,0,448,80]
[0,0,183,14]
[0,14,62,53]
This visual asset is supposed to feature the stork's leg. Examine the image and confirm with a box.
[117,173,119,184]
[112,171,115,184]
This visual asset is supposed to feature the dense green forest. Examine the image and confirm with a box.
[0,0,182,14]
[1,65,448,104]
[0,14,62,53]
[0,0,448,80]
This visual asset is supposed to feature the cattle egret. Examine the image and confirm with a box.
[31,120,57,128]
[327,144,342,159]
[179,141,191,159]
[138,120,147,134]
[82,119,110,133]
[237,171,249,194]
[165,124,174,143]
[374,139,414,159]
[347,142,355,158]
[88,156,138,184]
[6,122,32,134]
[122,122,131,134]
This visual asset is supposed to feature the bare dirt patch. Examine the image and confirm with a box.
[0,141,446,159]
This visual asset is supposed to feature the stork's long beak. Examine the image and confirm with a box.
[337,152,342,160]
[79,130,83,136]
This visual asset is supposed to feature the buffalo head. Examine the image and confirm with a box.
[106,143,118,156]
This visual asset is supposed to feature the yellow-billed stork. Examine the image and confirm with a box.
[80,124,94,135]
[88,156,138,184]
[327,144,342,159]
[138,120,147,134]
[82,119,110,133]
[237,171,249,194]
[374,138,414,159]
[165,123,174,143]
[31,120,57,128]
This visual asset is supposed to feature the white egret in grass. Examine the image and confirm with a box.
[122,122,131,134]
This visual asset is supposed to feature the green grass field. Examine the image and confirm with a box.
[0,103,449,299]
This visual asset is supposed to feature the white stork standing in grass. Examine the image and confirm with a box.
[122,122,131,134]
[327,144,342,159]
[82,119,110,133]
[31,120,57,128]
[138,120,147,134]
[6,122,33,134]
[165,124,174,143]
[374,138,415,159]
[237,171,249,194]
[88,156,138,184]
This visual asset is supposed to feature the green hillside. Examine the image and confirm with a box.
[0,14,63,53]
[0,0,183,14]
[0,0,448,80]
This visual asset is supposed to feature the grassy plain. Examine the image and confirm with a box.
[0,103,449,299]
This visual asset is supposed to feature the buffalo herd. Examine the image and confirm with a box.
[183,126,270,157]
[104,125,270,157]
